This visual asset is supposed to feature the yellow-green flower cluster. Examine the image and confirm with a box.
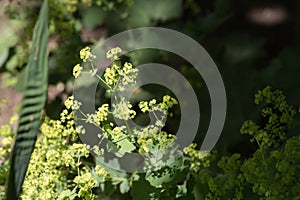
[64,95,82,110]
[139,99,158,113]
[117,62,139,91]
[80,46,96,62]
[95,104,109,123]
[63,0,79,13]
[74,168,98,199]
[72,143,90,158]
[20,116,94,200]
[104,64,120,86]
[160,95,178,115]
[57,189,75,200]
[73,47,97,79]
[241,86,298,149]
[135,125,160,139]
[95,165,110,182]
[84,113,96,124]
[183,143,211,172]
[136,125,175,154]
[106,47,122,60]
[0,123,15,199]
[60,108,74,123]
[139,95,178,115]
[76,125,86,134]
[64,96,74,109]
[73,64,82,78]
[7,46,185,199]
[103,62,138,92]
[62,149,76,167]
[0,125,14,158]
[91,145,104,156]
[112,97,136,120]
[111,126,127,141]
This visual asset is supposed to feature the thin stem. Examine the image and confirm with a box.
[77,109,108,139]
[152,110,161,122]
[77,156,80,176]
[90,61,112,89]
[124,120,133,135]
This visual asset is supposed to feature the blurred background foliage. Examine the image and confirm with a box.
[1,0,300,161]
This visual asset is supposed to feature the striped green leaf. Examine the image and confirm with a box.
[5,0,49,199]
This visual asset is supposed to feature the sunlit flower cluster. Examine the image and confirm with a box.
[117,62,139,91]
[139,95,178,114]
[0,46,184,199]
[112,97,136,120]
[104,64,120,86]
[95,103,110,123]
[74,168,98,199]
[106,47,122,60]
[80,46,96,62]
[103,62,138,92]
[73,64,82,78]
[0,125,14,158]
[95,165,109,181]
[183,143,211,172]
[64,95,82,110]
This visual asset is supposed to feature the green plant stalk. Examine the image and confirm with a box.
[5,0,48,199]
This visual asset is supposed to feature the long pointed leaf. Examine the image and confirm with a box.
[5,0,48,199]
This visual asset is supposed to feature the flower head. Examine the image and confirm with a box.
[106,47,122,60]
[64,96,74,109]
[112,98,136,120]
[95,104,110,123]
[80,46,96,62]
[73,64,82,78]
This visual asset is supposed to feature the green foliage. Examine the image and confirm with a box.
[241,135,300,199]
[241,86,297,149]
[1,1,300,199]
[1,44,300,199]
[191,87,300,200]
[5,1,49,199]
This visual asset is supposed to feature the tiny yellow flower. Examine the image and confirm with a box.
[73,64,82,78]
[139,101,149,113]
[64,96,74,109]
[113,98,136,120]
[149,99,156,107]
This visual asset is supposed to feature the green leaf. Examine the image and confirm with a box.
[192,177,209,200]
[5,1,49,199]
[119,179,130,194]
[131,175,156,200]
[145,167,174,188]
[117,138,136,153]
